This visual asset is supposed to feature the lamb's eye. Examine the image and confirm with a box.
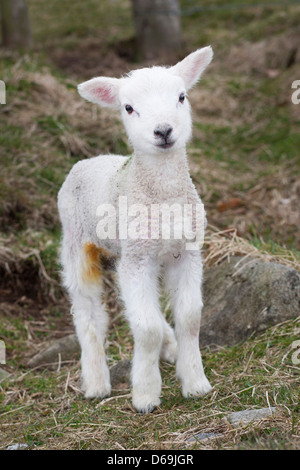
[179,93,185,104]
[125,104,134,114]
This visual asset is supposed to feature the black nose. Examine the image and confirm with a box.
[154,125,173,141]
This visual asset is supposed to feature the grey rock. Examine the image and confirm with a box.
[201,256,300,347]
[227,407,279,428]
[110,359,131,388]
[27,334,80,369]
[187,432,217,442]
[7,443,29,450]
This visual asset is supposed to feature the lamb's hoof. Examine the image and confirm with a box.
[83,383,111,400]
[132,394,161,414]
[182,376,212,399]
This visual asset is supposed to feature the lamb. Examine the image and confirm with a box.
[57,47,213,413]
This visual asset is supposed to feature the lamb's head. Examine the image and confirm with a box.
[78,46,213,156]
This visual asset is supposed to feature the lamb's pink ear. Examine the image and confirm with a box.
[171,46,213,90]
[77,77,121,108]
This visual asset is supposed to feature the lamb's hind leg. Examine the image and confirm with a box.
[62,241,111,399]
[160,315,177,364]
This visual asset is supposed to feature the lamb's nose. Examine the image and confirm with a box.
[154,125,173,141]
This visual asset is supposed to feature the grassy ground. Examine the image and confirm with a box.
[0,0,299,450]
[1,315,299,450]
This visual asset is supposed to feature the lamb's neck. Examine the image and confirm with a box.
[130,149,192,201]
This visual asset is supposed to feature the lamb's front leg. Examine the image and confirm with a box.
[165,251,212,398]
[118,255,164,413]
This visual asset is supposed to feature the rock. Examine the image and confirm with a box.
[187,432,218,442]
[6,443,29,450]
[0,367,12,383]
[201,256,300,347]
[27,334,80,369]
[227,407,279,428]
[110,359,131,389]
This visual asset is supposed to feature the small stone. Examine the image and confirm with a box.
[187,432,217,442]
[227,407,279,428]
[7,443,29,450]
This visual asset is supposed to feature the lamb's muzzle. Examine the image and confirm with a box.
[154,124,174,149]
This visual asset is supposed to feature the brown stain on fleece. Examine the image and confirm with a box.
[82,243,110,283]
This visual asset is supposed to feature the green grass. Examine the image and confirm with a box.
[194,118,300,165]
[181,0,300,47]
[28,0,133,46]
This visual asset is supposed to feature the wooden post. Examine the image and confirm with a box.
[0,0,32,49]
[131,0,181,61]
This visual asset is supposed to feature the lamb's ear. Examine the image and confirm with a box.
[171,46,213,90]
[77,77,121,108]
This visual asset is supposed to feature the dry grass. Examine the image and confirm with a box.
[203,226,300,271]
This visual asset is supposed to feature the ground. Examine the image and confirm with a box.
[0,0,299,450]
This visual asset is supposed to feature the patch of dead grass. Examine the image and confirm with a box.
[203,226,300,271]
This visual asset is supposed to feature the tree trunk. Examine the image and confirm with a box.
[131,0,181,61]
[0,0,32,49]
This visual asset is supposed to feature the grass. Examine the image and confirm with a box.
[1,315,299,450]
[194,117,300,164]
[0,0,299,451]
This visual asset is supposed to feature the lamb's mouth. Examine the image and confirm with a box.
[156,141,175,149]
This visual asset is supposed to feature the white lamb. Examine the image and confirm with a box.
[58,47,213,413]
